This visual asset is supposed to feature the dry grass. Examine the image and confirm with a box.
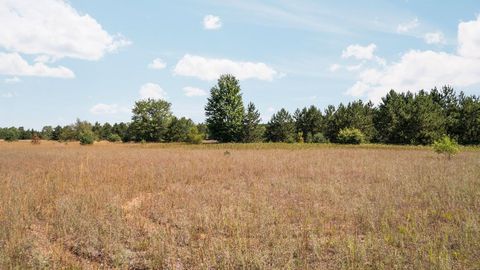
[0,140,479,269]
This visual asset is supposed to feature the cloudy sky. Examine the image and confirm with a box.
[1,0,480,128]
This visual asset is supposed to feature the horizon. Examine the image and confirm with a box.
[2,0,480,129]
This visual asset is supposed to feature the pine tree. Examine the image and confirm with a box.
[242,102,264,143]
[266,108,295,142]
[205,74,245,142]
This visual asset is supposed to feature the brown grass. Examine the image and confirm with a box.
[0,140,479,269]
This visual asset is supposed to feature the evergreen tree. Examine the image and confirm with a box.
[266,108,295,142]
[242,102,264,143]
[457,93,480,144]
[205,74,245,142]
[294,106,324,142]
[41,126,54,140]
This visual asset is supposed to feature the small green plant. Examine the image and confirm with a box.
[79,130,95,145]
[312,133,328,144]
[107,133,122,143]
[186,127,203,145]
[296,132,304,143]
[337,128,365,144]
[433,136,460,159]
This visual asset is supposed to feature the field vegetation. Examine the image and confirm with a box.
[0,141,479,269]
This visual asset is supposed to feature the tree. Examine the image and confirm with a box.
[41,126,54,140]
[294,106,324,142]
[130,98,173,142]
[205,74,245,142]
[409,90,445,145]
[433,136,460,159]
[166,117,196,142]
[457,93,480,145]
[3,127,19,142]
[242,102,264,143]
[266,108,295,143]
[79,130,95,145]
[52,125,62,141]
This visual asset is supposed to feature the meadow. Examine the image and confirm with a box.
[0,141,479,269]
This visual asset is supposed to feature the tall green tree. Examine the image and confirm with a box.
[130,98,173,142]
[266,108,295,142]
[457,93,480,144]
[294,105,324,142]
[166,117,196,142]
[205,74,245,142]
[242,102,264,143]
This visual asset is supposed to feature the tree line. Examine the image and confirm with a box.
[1,74,479,145]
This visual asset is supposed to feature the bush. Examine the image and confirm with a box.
[107,133,122,143]
[337,128,365,144]
[31,134,41,145]
[4,128,19,142]
[433,136,460,159]
[312,133,328,143]
[186,127,203,145]
[296,132,304,143]
[79,131,95,145]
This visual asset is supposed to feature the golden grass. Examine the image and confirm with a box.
[0,141,479,269]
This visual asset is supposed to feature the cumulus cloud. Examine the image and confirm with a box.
[0,52,74,78]
[424,31,446,44]
[148,58,167,69]
[90,103,126,115]
[0,0,130,78]
[139,83,168,100]
[341,44,385,66]
[329,64,341,72]
[397,18,419,33]
[174,54,279,81]
[183,86,207,97]
[346,16,480,103]
[458,16,480,58]
[203,15,222,30]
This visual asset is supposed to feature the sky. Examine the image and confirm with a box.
[1,0,480,129]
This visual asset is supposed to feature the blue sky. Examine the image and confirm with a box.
[1,0,480,129]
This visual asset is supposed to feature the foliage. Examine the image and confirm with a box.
[337,128,365,144]
[186,126,204,144]
[433,136,460,159]
[78,130,95,145]
[3,128,19,142]
[205,74,245,142]
[107,133,122,143]
[130,98,173,142]
[294,106,324,142]
[242,102,264,143]
[312,133,328,143]
[31,134,41,145]
[266,108,296,143]
[166,117,196,142]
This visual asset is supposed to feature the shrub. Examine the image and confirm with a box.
[79,131,95,145]
[296,132,304,143]
[433,136,460,159]
[312,133,328,144]
[107,133,122,143]
[187,127,203,145]
[4,128,19,142]
[337,128,365,144]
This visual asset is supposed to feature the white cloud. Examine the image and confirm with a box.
[458,16,480,58]
[203,15,222,30]
[148,58,167,69]
[90,103,127,115]
[0,0,130,61]
[397,18,419,33]
[139,83,168,100]
[1,92,14,98]
[424,31,446,44]
[0,52,74,78]
[346,17,480,103]
[342,44,377,60]
[329,64,341,72]
[174,54,279,81]
[183,86,207,97]
[4,76,21,84]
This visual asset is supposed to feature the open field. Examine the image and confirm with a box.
[0,141,479,269]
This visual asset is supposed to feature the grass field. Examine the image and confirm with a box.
[0,141,479,269]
